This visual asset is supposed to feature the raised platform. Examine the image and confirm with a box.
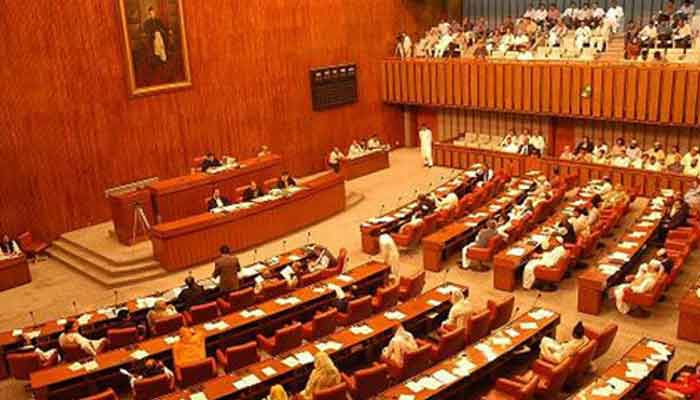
[47,223,168,288]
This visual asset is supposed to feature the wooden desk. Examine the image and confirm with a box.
[678,276,700,343]
[360,166,486,255]
[29,262,389,400]
[108,189,154,245]
[151,172,345,271]
[433,144,697,198]
[148,154,283,223]
[156,284,464,400]
[421,176,537,272]
[571,338,675,400]
[0,255,30,293]
[577,192,674,315]
[379,307,560,400]
[339,149,390,181]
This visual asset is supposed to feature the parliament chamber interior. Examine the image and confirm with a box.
[2,0,700,399]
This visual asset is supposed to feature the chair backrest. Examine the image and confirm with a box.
[583,323,618,360]
[487,295,515,331]
[226,287,256,312]
[79,389,119,400]
[314,382,348,400]
[62,342,91,362]
[434,327,466,361]
[224,341,259,371]
[400,270,425,299]
[275,323,303,353]
[520,375,540,399]
[133,373,173,400]
[570,339,598,378]
[300,270,324,287]
[187,301,220,325]
[17,232,32,250]
[263,279,289,299]
[543,357,573,393]
[151,314,184,336]
[337,248,348,271]
[375,281,400,310]
[235,185,250,201]
[312,308,338,338]
[7,352,41,380]
[107,327,140,350]
[178,357,216,387]
[467,309,492,344]
[192,156,206,169]
[352,364,389,400]
[402,343,433,379]
[345,296,372,325]
[263,177,278,192]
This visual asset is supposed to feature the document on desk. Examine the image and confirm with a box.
[405,380,424,393]
[130,350,149,360]
[282,356,300,368]
[190,392,208,400]
[295,351,315,364]
[507,247,526,257]
[433,369,458,384]
[437,284,461,295]
[417,376,443,390]
[384,310,407,321]
[262,366,277,376]
[164,335,180,345]
[475,343,497,361]
[528,308,554,320]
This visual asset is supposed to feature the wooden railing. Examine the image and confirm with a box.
[433,142,696,197]
[381,58,700,127]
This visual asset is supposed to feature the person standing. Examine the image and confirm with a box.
[419,124,433,167]
[213,245,240,293]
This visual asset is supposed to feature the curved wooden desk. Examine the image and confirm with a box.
[0,255,30,293]
[678,277,700,343]
[151,172,346,271]
[339,149,390,180]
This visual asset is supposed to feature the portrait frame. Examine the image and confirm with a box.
[117,0,192,97]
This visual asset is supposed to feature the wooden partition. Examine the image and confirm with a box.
[383,59,700,127]
[433,143,696,196]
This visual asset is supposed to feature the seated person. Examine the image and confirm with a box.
[558,217,577,244]
[173,327,206,367]
[417,193,436,217]
[611,137,626,156]
[626,140,643,159]
[299,352,341,400]
[441,289,472,330]
[58,320,107,356]
[242,181,264,201]
[176,276,206,309]
[207,188,232,211]
[200,152,222,173]
[592,146,610,164]
[281,261,304,289]
[382,325,419,366]
[575,21,592,50]
[647,142,666,163]
[666,145,682,167]
[632,153,649,169]
[588,195,602,225]
[609,261,663,314]
[673,19,692,48]
[0,235,20,256]
[574,148,592,163]
[682,146,700,168]
[639,20,658,47]
[308,245,338,273]
[560,146,575,160]
[646,363,700,400]
[685,159,700,177]
[575,136,595,154]
[461,219,505,270]
[523,236,567,290]
[519,137,539,156]
[436,192,459,211]
[268,385,289,400]
[659,197,690,240]
[120,358,174,389]
[612,153,632,168]
[539,321,589,364]
[646,156,663,172]
[656,249,674,274]
[571,207,591,237]
[147,300,179,330]
[331,284,356,313]
[502,136,521,153]
[328,147,345,173]
[348,140,365,158]
[684,177,700,214]
[367,135,384,150]
[379,234,400,275]
[276,171,297,190]
[602,184,629,208]
[253,273,281,296]
[257,145,271,157]
[107,309,146,337]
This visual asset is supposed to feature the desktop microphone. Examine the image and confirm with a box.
[29,311,36,328]
[253,248,258,263]
[113,290,119,307]
[507,306,521,325]
[397,196,402,207]
[379,204,385,216]
[282,240,287,252]
[72,301,78,315]
[306,231,312,246]
[531,292,542,310]
[441,260,453,286]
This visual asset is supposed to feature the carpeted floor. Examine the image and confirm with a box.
[1,147,698,399]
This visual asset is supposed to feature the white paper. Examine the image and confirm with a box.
[77,314,93,325]
[475,343,497,361]
[437,284,461,295]
[520,322,537,330]
[405,381,424,393]
[507,247,526,257]
[57,319,67,326]
[83,360,99,371]
[433,369,458,384]
[505,329,519,338]
[427,299,442,306]
[282,356,300,368]
[68,362,83,371]
[336,274,354,283]
[11,329,22,337]
[295,351,315,364]
[418,377,443,390]
[262,366,277,376]
[492,337,512,346]
[384,311,407,321]
[164,335,180,345]
[130,350,149,360]
[399,395,415,400]
[608,377,630,394]
[190,393,208,400]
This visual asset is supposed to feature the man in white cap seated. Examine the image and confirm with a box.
[436,192,459,212]
[682,146,699,169]
[655,249,674,274]
[646,142,666,164]
[684,158,700,177]
[522,235,567,290]
[608,261,663,314]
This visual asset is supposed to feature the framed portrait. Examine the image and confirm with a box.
[118,0,192,97]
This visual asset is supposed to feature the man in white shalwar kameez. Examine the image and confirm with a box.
[419,125,434,167]
[539,322,589,364]
[523,237,567,290]
[609,261,662,314]
[382,325,418,366]
[378,233,400,276]
[441,289,472,330]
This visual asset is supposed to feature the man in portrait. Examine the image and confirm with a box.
[143,6,169,64]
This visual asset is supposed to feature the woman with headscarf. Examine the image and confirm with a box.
[299,352,342,400]
[378,233,400,276]
[172,327,206,367]
[268,384,289,400]
[442,289,472,330]
[381,325,419,366]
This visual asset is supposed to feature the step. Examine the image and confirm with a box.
[50,239,159,276]
[59,235,153,266]
[49,246,168,288]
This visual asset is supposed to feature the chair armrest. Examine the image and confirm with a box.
[216,298,231,314]
[532,359,557,375]
[495,377,527,397]
[216,349,228,368]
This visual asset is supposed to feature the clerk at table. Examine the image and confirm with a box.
[242,181,264,201]
[0,235,20,256]
[207,188,232,211]
[276,171,297,190]
[200,152,222,172]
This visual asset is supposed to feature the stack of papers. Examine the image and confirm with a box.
[262,366,277,376]
[130,349,149,360]
[433,369,458,385]
[475,343,497,361]
[619,242,637,249]
[464,221,478,228]
[598,264,621,276]
[417,376,443,390]
[427,299,442,307]
[437,285,461,295]
[203,321,230,331]
[336,275,354,283]
[507,247,526,257]
[294,351,315,364]
[190,392,208,400]
[505,328,520,338]
[233,374,261,390]
[164,335,180,345]
[453,357,476,377]
[629,231,646,238]
[528,309,554,320]
[83,360,99,371]
[405,380,424,393]
[384,311,407,321]
[625,361,650,379]
[647,340,672,360]
[96,308,116,318]
[136,297,161,309]
[281,356,300,368]
[315,341,343,352]
[274,297,301,306]
[240,309,266,318]
[609,252,631,262]
[399,395,415,400]
[77,314,93,326]
[349,325,374,335]
[637,222,654,228]
[520,322,538,330]
[68,362,83,371]
[491,336,512,347]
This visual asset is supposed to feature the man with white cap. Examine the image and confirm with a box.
[682,146,699,169]
[626,139,643,160]
[418,124,433,167]
[646,142,666,163]
[522,235,567,290]
[656,249,674,274]
[609,261,663,314]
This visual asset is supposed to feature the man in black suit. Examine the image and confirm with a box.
[176,277,205,309]
[557,217,577,244]
[207,189,232,211]
[242,181,264,202]
[416,194,436,217]
[659,197,690,241]
[276,171,297,190]
[200,152,222,173]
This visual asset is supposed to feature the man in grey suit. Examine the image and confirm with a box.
[213,245,240,293]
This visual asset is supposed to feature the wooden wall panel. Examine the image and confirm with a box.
[625,68,638,120]
[399,62,408,103]
[513,64,523,111]
[478,63,488,108]
[685,71,699,125]
[571,65,582,116]
[523,65,533,112]
[602,68,614,118]
[407,62,416,103]
[495,64,504,109]
[486,64,496,109]
[445,62,454,105]
[437,62,446,105]
[659,69,675,123]
[613,68,627,119]
[541,66,551,113]
[673,69,687,124]
[504,64,514,110]
[592,67,603,117]
[637,68,649,120]
[581,65,592,116]
[561,66,572,115]
[1,0,418,240]
[648,68,662,122]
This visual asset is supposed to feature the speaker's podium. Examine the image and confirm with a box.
[109,189,154,245]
